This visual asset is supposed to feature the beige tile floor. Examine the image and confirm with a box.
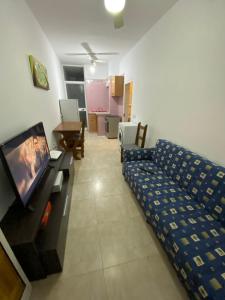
[31,133,189,300]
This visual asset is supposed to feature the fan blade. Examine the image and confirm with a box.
[90,52,98,60]
[65,52,119,56]
[81,42,97,60]
[93,52,119,56]
[114,12,124,29]
[95,59,107,64]
[65,53,91,56]
[81,42,92,53]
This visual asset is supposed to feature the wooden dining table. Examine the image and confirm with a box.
[53,121,82,133]
[53,121,82,159]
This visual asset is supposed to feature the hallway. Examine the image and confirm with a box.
[32,133,188,300]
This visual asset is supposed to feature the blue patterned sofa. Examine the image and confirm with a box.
[123,139,225,300]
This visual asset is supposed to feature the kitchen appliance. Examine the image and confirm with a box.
[118,122,138,145]
[65,82,88,127]
[59,99,80,122]
[105,115,121,139]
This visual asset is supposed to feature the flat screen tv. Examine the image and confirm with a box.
[0,122,50,207]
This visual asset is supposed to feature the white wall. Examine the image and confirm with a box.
[108,57,120,76]
[84,63,108,80]
[120,0,225,166]
[0,0,65,219]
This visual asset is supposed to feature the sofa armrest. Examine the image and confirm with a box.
[123,148,155,162]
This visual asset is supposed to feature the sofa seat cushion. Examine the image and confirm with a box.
[130,173,181,208]
[155,209,215,242]
[123,161,162,185]
[164,213,224,253]
[143,186,194,215]
[138,180,180,207]
[191,268,225,300]
[134,172,178,194]
[158,210,225,299]
[163,232,225,300]
[172,235,225,300]
[173,232,225,272]
[123,160,161,176]
[123,160,159,179]
[147,199,205,230]
[123,160,164,188]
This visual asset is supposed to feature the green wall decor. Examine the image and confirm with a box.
[29,55,50,90]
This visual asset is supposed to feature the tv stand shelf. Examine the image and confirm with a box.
[0,152,74,281]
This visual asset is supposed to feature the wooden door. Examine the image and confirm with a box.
[0,244,25,300]
[123,82,133,122]
[88,113,97,132]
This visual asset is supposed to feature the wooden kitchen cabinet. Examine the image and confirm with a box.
[88,113,97,132]
[111,76,124,97]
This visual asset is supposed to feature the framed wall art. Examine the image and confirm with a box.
[29,55,50,90]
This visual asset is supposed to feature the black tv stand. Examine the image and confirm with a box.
[27,204,35,212]
[0,152,74,281]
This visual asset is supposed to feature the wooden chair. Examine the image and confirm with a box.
[121,122,148,162]
[59,122,85,159]
[73,121,85,159]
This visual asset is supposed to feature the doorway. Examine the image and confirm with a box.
[66,82,87,127]
[123,82,133,122]
[63,65,88,127]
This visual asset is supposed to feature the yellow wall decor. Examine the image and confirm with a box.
[29,55,50,90]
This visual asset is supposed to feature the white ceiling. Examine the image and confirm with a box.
[26,0,178,65]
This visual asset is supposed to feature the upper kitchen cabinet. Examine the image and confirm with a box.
[111,76,124,97]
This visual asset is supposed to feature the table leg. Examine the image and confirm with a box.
[72,140,81,160]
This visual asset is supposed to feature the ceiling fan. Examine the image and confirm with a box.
[65,42,119,64]
[104,0,126,29]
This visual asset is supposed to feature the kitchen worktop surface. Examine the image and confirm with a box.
[89,112,110,115]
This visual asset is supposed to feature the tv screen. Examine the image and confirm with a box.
[0,122,50,207]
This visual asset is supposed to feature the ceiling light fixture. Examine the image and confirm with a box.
[89,64,96,74]
[104,0,126,14]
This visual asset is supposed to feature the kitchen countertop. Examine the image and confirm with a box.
[89,112,110,115]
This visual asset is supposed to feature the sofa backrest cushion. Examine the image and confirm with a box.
[199,165,225,201]
[203,181,225,226]
[172,151,197,186]
[153,139,170,169]
[153,140,185,176]
[153,139,225,208]
[164,147,186,179]
[176,155,215,197]
[153,140,202,187]
[186,159,214,198]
